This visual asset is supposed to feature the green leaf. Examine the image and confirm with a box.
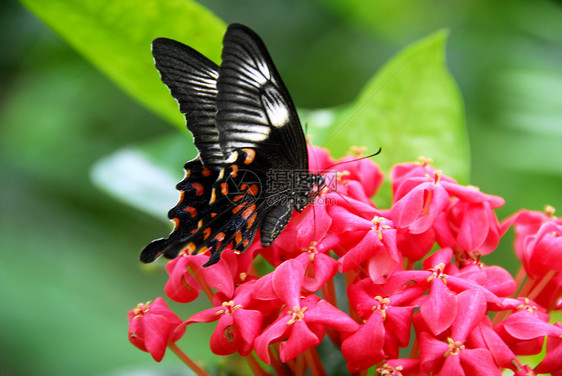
[310,30,469,206]
[91,133,195,219]
[19,0,226,131]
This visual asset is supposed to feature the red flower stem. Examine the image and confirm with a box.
[512,266,526,297]
[409,337,419,359]
[326,327,342,349]
[492,267,532,326]
[304,348,327,376]
[269,344,289,375]
[518,275,536,298]
[406,258,416,270]
[295,353,306,376]
[168,342,210,376]
[491,310,507,326]
[321,279,342,346]
[321,277,338,308]
[189,265,214,302]
[246,353,271,376]
[345,269,358,289]
[344,270,361,323]
[528,269,556,301]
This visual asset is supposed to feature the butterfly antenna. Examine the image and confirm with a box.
[320,147,382,173]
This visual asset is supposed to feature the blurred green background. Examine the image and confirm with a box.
[1,0,561,375]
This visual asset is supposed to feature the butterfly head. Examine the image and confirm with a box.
[293,173,325,212]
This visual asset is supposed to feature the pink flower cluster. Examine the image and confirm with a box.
[129,146,562,375]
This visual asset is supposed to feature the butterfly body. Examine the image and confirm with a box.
[141,24,322,266]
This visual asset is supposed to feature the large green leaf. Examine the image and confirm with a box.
[19,0,226,130]
[302,31,469,205]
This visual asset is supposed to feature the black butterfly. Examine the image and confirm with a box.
[141,23,323,266]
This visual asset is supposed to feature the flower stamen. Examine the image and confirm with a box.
[516,298,538,313]
[443,337,465,357]
[371,296,390,320]
[132,301,151,318]
[287,306,307,325]
[371,216,391,240]
[427,263,447,284]
[216,300,242,315]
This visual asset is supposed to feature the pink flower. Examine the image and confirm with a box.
[329,204,400,283]
[176,281,263,356]
[129,144,561,374]
[165,251,235,302]
[391,166,449,234]
[495,298,552,355]
[434,197,503,257]
[253,260,358,363]
[128,297,185,362]
[387,248,502,336]
[467,317,520,372]
[418,289,502,375]
[342,278,415,371]
[521,221,562,277]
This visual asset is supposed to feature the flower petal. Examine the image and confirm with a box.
[421,279,457,335]
[341,313,386,372]
[279,320,320,362]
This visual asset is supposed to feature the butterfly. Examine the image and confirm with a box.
[140,23,324,267]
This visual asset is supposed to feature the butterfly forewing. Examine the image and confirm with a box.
[152,38,224,170]
[216,25,309,170]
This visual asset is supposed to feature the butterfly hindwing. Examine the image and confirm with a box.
[140,159,218,262]
[176,149,266,265]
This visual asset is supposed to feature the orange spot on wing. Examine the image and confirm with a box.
[196,246,208,255]
[242,204,256,219]
[184,207,197,217]
[202,166,211,177]
[186,242,196,253]
[240,184,247,191]
[235,230,242,245]
[178,191,185,202]
[233,194,245,202]
[233,203,246,214]
[198,219,203,228]
[191,183,204,196]
[209,188,216,204]
[221,182,229,195]
[242,149,256,164]
[242,239,249,248]
[211,212,217,218]
[215,232,225,241]
[231,164,239,178]
[247,212,258,228]
[247,184,259,196]
[203,227,211,240]
[184,169,191,178]
[172,217,180,229]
